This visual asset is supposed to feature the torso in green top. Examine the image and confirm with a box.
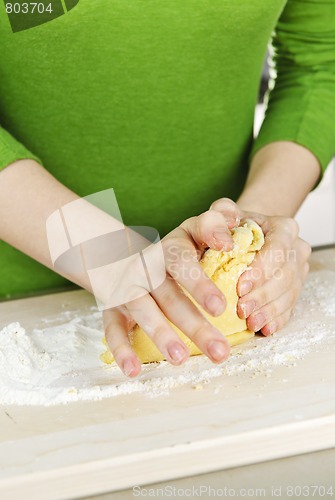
[0,0,285,299]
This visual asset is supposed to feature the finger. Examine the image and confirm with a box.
[126,293,190,366]
[298,238,312,265]
[152,275,230,363]
[260,308,293,337]
[246,287,299,333]
[181,210,234,251]
[103,306,141,377]
[209,198,242,229]
[264,262,309,336]
[237,218,300,297]
[302,261,310,281]
[163,230,227,316]
[237,263,297,319]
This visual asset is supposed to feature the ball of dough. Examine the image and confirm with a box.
[101,219,264,364]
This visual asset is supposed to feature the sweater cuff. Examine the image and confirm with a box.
[250,92,335,173]
[0,126,42,171]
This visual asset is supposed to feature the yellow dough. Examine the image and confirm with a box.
[101,219,264,364]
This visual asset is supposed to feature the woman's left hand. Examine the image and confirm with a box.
[211,199,311,336]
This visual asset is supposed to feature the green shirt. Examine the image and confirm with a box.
[0,0,335,300]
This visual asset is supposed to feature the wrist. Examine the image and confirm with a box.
[237,189,284,217]
[237,142,320,217]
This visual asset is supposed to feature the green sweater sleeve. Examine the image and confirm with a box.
[251,0,335,171]
[0,125,42,171]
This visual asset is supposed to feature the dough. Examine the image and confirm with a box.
[101,219,264,364]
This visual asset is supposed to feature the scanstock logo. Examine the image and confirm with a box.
[4,0,80,33]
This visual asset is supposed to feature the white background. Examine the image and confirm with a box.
[255,104,335,248]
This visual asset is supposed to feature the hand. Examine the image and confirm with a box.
[234,213,310,336]
[103,199,241,377]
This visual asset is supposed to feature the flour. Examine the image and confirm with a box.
[0,269,334,406]
[0,323,51,384]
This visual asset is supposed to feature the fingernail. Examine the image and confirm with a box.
[267,322,277,336]
[240,300,256,319]
[213,230,233,244]
[167,342,188,364]
[205,294,226,316]
[225,216,239,228]
[253,313,265,332]
[123,358,136,377]
[208,340,228,362]
[239,280,253,296]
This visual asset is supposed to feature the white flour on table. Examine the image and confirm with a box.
[0,269,334,406]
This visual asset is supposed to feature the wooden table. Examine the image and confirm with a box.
[0,247,334,500]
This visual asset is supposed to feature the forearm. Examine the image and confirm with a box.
[0,159,121,293]
[237,141,321,217]
[0,160,77,265]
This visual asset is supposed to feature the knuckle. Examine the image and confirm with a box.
[199,210,229,236]
[210,197,236,211]
[287,287,299,308]
[150,324,172,345]
[162,236,181,252]
[263,303,275,322]
[163,236,193,261]
[125,298,142,317]
[282,309,293,327]
[274,218,298,248]
[130,254,148,277]
[180,215,197,230]
[269,309,292,333]
[103,314,113,334]
[303,262,310,279]
[262,320,277,336]
[249,308,267,328]
[293,287,301,304]
[298,238,312,260]
[111,342,128,361]
[290,218,299,235]
[253,287,270,308]
[277,240,291,260]
[157,288,178,310]
[282,265,295,286]
[198,210,212,223]
[103,309,121,334]
[191,319,213,346]
[248,264,264,283]
[272,318,282,332]
[284,217,299,238]
[195,276,216,298]
[197,211,214,234]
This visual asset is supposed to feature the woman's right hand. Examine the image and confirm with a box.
[103,199,242,377]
